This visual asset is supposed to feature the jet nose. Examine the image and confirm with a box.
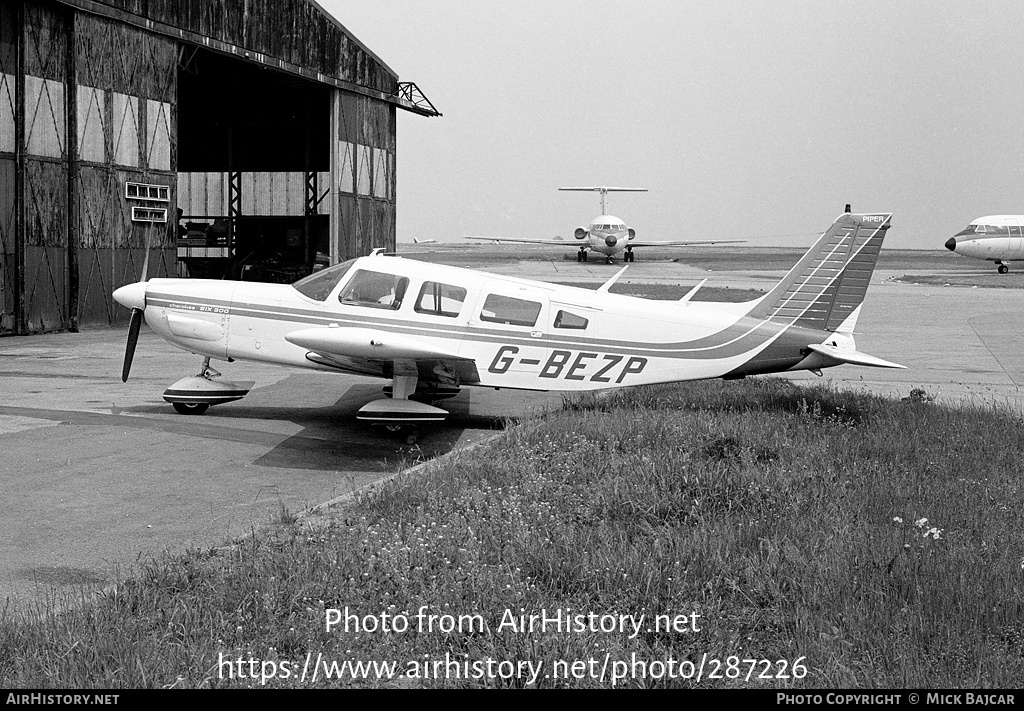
[113,281,148,310]
[944,237,957,252]
[605,234,617,247]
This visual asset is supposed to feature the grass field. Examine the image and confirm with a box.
[2,378,1022,688]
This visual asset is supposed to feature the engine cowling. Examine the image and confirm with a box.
[628,228,636,240]
[574,227,588,240]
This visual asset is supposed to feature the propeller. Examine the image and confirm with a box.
[122,308,143,382]
[115,224,154,382]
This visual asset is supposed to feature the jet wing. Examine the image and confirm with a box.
[464,236,568,245]
[285,327,481,383]
[627,239,747,247]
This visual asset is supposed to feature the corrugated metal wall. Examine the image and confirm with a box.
[22,0,69,333]
[2,0,403,333]
[97,0,399,96]
[0,2,16,332]
[74,10,177,328]
[0,0,177,333]
[333,90,396,260]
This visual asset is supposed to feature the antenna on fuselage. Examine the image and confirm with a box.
[560,186,648,215]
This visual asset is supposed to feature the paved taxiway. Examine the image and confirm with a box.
[1,252,1021,610]
[0,329,563,609]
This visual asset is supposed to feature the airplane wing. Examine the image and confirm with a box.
[285,326,482,383]
[464,236,568,245]
[626,239,747,247]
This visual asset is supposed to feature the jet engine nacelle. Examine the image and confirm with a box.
[628,228,636,241]
[574,227,588,240]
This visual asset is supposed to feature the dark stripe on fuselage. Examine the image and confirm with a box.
[148,291,795,362]
[146,217,886,366]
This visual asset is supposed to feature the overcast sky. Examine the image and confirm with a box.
[318,1,1024,249]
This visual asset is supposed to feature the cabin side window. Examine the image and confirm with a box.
[415,281,468,318]
[338,269,409,310]
[554,310,588,330]
[479,294,542,327]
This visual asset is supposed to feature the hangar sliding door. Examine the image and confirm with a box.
[0,1,177,334]
[332,91,396,261]
[0,1,14,332]
[21,0,69,333]
[73,12,177,328]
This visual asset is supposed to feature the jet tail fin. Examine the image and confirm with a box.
[746,212,892,332]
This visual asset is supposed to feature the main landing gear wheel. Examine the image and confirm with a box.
[577,249,588,262]
[384,424,419,445]
[172,402,210,415]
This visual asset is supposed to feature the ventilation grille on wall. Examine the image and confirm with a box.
[126,181,170,223]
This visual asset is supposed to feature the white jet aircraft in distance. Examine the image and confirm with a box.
[113,210,904,440]
[945,216,1024,273]
[466,186,745,263]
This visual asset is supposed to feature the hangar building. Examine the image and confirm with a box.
[0,0,438,335]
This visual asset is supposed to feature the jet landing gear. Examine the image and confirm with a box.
[576,248,589,262]
[623,248,636,263]
[162,357,252,415]
[996,261,1010,274]
[357,373,457,444]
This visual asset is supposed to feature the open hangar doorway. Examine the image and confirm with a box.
[176,46,331,282]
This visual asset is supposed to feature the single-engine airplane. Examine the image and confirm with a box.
[113,210,904,439]
[945,215,1024,273]
[466,187,745,263]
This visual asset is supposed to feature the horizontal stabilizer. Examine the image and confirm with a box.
[807,343,906,369]
[558,186,648,192]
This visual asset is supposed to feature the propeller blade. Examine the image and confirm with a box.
[122,308,143,382]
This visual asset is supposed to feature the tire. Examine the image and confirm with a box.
[173,402,210,415]
[999,264,1009,274]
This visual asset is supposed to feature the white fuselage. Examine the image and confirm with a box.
[133,254,815,394]
[946,216,1024,270]
[582,214,632,257]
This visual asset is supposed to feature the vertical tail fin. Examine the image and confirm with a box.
[747,212,891,332]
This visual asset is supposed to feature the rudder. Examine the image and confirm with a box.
[747,212,892,332]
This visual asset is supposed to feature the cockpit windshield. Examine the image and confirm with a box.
[291,258,358,301]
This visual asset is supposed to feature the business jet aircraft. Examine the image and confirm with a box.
[113,210,903,440]
[466,187,744,263]
[945,216,1024,273]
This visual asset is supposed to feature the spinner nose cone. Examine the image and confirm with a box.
[113,281,148,310]
[944,237,957,252]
